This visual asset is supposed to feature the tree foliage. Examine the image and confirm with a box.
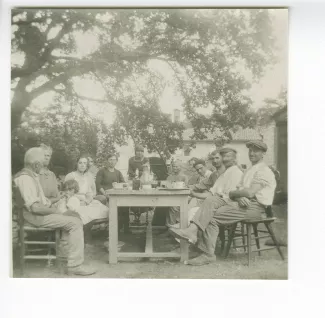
[11,99,114,174]
[255,88,287,126]
[11,8,277,166]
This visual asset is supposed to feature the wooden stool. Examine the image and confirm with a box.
[12,184,64,277]
[218,223,246,255]
[218,217,285,266]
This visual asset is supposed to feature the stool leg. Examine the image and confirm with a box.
[264,222,285,260]
[47,234,53,267]
[19,227,25,277]
[246,223,252,266]
[232,226,237,250]
[241,223,246,252]
[252,224,261,256]
[224,223,237,258]
[218,226,226,255]
[55,229,64,275]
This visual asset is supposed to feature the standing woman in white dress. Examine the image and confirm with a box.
[65,155,109,225]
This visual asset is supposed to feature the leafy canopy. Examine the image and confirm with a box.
[11,8,276,169]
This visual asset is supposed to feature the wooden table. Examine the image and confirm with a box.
[106,189,190,264]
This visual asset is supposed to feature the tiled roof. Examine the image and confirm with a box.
[182,128,222,141]
[230,128,262,141]
[182,127,261,141]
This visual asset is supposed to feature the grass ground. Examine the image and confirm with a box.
[12,203,287,279]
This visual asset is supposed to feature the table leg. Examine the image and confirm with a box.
[109,197,118,264]
[179,197,189,262]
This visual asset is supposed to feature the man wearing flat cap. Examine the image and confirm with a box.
[170,141,276,266]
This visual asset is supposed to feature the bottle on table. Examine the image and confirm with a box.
[132,168,141,190]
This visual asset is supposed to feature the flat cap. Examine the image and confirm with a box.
[219,147,237,154]
[246,140,268,152]
[135,144,144,151]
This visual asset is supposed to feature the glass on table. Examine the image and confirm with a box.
[151,180,158,189]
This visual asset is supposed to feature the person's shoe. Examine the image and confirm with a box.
[67,264,97,276]
[169,228,197,244]
[184,253,215,266]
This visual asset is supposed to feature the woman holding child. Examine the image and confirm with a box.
[64,155,109,225]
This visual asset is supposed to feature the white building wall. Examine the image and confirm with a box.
[259,122,276,167]
[110,129,276,180]
[179,141,251,168]
[223,141,251,167]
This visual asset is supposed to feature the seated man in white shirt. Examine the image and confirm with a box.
[171,147,243,252]
[14,147,96,276]
[170,141,276,265]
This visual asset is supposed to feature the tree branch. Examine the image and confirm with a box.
[11,20,74,81]
[29,74,67,100]
[11,18,45,26]
[74,95,109,103]
[92,71,123,107]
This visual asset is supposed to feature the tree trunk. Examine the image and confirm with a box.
[11,78,32,131]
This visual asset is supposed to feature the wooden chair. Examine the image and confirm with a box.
[12,183,64,277]
[217,207,285,266]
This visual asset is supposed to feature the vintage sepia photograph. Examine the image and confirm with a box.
[11,7,288,279]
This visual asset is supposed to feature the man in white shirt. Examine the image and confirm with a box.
[14,147,96,276]
[171,147,243,255]
[170,141,276,266]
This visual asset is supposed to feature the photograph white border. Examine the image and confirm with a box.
[1,0,325,317]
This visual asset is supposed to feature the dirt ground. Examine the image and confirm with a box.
[12,203,287,279]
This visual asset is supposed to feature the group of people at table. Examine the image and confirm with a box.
[13,140,276,275]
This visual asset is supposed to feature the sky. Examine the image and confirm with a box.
[14,8,288,126]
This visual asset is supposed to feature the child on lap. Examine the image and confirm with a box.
[54,179,81,214]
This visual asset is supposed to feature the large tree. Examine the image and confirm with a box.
[12,8,276,153]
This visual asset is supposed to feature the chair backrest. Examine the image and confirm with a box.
[264,166,280,218]
[265,206,274,218]
[12,181,25,226]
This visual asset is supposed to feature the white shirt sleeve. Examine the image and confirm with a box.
[67,196,81,212]
[222,168,243,198]
[209,175,224,196]
[14,176,40,211]
[209,167,243,198]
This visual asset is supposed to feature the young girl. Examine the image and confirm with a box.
[55,179,81,214]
